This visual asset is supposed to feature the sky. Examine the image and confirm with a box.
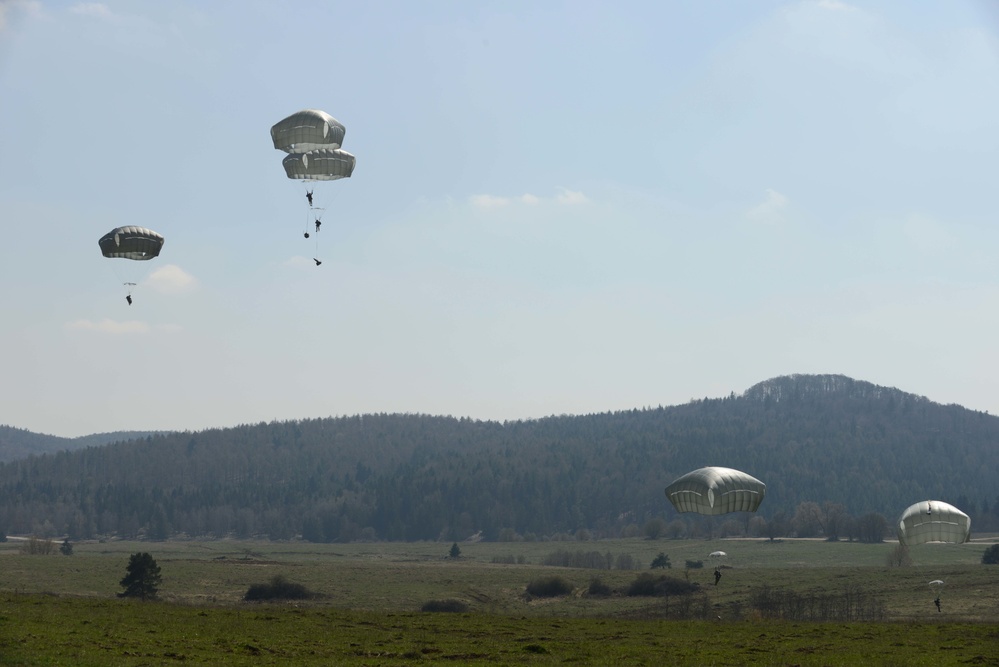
[2,0,999,437]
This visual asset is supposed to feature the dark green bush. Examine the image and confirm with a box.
[587,577,612,597]
[244,575,313,601]
[983,544,999,565]
[421,599,469,612]
[526,575,573,598]
[650,552,671,569]
[626,573,698,597]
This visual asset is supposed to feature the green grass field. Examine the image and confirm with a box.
[2,537,998,665]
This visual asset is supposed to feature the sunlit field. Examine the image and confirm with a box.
[2,537,998,665]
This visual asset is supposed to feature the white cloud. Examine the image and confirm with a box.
[469,189,588,209]
[69,2,113,19]
[747,188,789,224]
[0,0,42,31]
[815,0,857,12]
[145,264,197,295]
[901,214,957,254]
[66,319,150,334]
[555,188,589,205]
[469,194,511,209]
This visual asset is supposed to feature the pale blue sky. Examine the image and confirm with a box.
[2,0,998,437]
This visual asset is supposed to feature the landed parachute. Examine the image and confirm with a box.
[665,466,766,515]
[98,226,165,305]
[896,500,971,546]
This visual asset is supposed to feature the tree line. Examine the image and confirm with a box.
[1,375,997,542]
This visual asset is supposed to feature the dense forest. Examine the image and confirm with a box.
[1,375,997,543]
[0,427,165,463]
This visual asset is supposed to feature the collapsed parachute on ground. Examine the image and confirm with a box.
[896,500,971,546]
[665,466,766,515]
[98,226,164,260]
[282,148,356,181]
[271,109,346,153]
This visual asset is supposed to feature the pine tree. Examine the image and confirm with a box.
[119,552,162,600]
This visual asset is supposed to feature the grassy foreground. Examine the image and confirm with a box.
[2,537,999,665]
[2,595,999,666]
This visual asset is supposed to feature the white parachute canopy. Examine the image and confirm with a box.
[665,466,766,515]
[282,149,356,181]
[271,109,346,153]
[897,500,971,546]
[709,551,727,558]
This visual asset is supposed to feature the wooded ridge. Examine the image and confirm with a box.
[1,374,996,542]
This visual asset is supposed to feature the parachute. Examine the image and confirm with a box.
[271,109,355,264]
[665,466,766,515]
[281,148,356,182]
[270,109,346,153]
[896,500,971,546]
[98,226,165,304]
[99,226,164,260]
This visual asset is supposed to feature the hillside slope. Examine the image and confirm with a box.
[1,375,996,541]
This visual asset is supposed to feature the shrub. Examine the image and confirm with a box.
[526,575,573,598]
[421,599,469,613]
[650,552,671,569]
[886,544,911,567]
[982,544,999,565]
[542,549,611,569]
[20,536,54,555]
[587,577,612,597]
[626,573,698,597]
[685,559,703,569]
[244,575,314,601]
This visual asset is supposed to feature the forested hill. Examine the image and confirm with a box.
[0,426,166,463]
[1,374,997,542]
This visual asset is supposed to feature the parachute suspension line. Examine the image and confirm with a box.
[107,262,132,296]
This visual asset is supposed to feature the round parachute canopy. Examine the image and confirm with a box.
[271,109,346,153]
[282,148,356,181]
[897,500,971,546]
[709,551,727,558]
[98,226,164,261]
[665,466,766,515]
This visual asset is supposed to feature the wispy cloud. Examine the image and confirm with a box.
[66,319,151,334]
[902,214,957,254]
[145,264,197,295]
[469,194,512,209]
[555,188,589,205]
[469,188,589,209]
[69,2,113,19]
[0,0,41,31]
[747,188,789,224]
[815,0,857,12]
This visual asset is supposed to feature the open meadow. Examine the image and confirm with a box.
[2,537,998,665]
